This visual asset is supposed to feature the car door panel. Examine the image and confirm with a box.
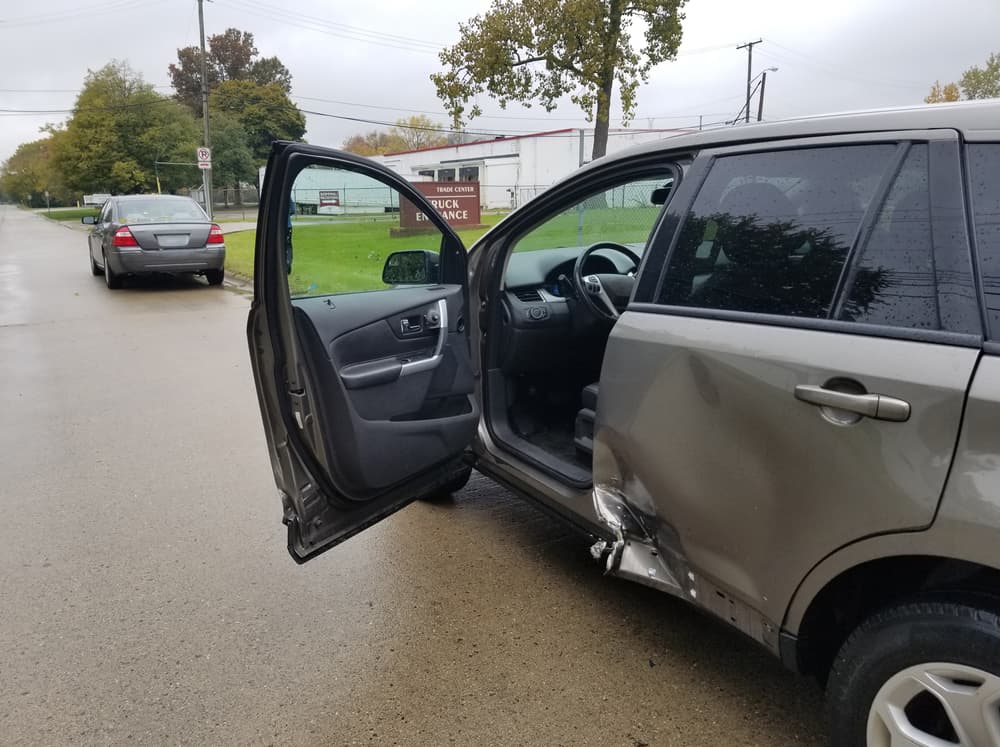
[248,142,477,563]
[291,286,476,495]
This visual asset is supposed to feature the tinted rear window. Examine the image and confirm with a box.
[968,143,1000,337]
[658,144,896,318]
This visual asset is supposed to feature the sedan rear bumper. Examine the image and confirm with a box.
[108,247,225,275]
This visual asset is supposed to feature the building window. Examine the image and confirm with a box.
[437,168,456,182]
[417,170,435,178]
[459,166,480,182]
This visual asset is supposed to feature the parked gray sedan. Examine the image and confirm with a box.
[83,194,225,288]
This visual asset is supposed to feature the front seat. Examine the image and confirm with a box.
[574,383,600,457]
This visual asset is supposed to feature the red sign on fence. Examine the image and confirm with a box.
[319,190,340,207]
[400,182,481,228]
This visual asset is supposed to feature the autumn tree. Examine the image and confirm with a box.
[169,28,293,115]
[432,0,686,160]
[51,61,200,195]
[925,81,961,104]
[926,52,1000,103]
[389,115,450,150]
[341,130,407,156]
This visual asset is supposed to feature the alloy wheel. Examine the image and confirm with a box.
[868,662,1000,746]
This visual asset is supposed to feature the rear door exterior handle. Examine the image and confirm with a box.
[794,384,910,422]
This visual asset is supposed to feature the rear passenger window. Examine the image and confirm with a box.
[968,143,1000,336]
[658,145,896,317]
[840,146,935,326]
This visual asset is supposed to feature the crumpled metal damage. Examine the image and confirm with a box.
[589,438,691,596]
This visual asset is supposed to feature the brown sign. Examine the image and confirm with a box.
[400,181,481,228]
[319,190,340,207]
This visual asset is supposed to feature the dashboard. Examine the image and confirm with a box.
[498,244,642,374]
[503,244,639,292]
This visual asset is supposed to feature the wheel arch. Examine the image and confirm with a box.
[785,542,1000,682]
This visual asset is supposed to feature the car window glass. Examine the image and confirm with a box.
[840,145,939,327]
[968,143,1000,336]
[509,174,673,260]
[287,164,447,298]
[658,144,896,317]
[99,202,112,223]
[118,199,207,224]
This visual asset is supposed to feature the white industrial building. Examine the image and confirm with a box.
[374,127,690,210]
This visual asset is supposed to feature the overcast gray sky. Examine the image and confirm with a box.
[1,0,998,163]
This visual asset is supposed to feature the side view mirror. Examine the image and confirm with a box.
[382,250,439,285]
[81,215,98,225]
[651,182,674,206]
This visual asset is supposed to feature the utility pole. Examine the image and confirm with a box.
[757,71,768,121]
[736,39,762,124]
[198,0,213,218]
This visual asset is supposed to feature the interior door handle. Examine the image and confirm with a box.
[399,299,448,377]
[794,384,910,422]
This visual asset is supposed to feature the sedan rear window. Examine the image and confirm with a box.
[118,199,207,224]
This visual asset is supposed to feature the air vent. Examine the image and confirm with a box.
[512,288,543,303]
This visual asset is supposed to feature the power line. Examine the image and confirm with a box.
[757,43,927,91]
[211,0,442,54]
[0,0,157,28]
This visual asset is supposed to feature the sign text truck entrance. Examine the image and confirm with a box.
[396,181,485,236]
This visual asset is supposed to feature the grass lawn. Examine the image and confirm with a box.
[223,204,658,295]
[514,205,660,251]
[38,207,100,222]
[224,213,506,295]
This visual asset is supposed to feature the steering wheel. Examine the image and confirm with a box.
[572,242,642,322]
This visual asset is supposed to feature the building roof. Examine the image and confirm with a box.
[382,127,691,157]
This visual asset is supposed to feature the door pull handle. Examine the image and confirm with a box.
[794,384,910,422]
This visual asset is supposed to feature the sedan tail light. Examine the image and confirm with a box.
[112,226,139,247]
[207,224,224,244]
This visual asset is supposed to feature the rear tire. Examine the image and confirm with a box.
[826,600,1000,747]
[103,252,122,289]
[205,268,224,286]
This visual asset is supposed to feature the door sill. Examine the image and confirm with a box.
[484,369,592,489]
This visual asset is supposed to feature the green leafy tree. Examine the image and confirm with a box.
[210,112,256,204]
[209,80,306,162]
[169,28,293,115]
[960,52,1000,99]
[0,137,72,206]
[51,61,200,195]
[432,0,686,160]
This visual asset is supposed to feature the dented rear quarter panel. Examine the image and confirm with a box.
[783,353,1000,632]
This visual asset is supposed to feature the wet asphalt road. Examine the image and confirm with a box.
[0,206,826,746]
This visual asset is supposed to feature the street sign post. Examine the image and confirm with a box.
[196,147,212,217]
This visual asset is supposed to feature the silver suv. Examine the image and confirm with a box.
[249,101,1000,746]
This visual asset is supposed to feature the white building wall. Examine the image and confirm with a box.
[374,128,689,210]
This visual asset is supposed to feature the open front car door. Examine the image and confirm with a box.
[248,143,478,563]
